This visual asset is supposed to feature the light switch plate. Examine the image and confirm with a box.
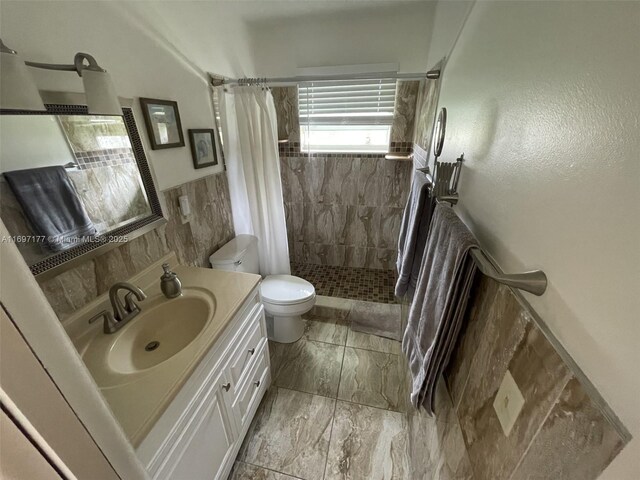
[493,370,525,436]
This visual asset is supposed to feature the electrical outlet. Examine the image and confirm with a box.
[493,370,525,436]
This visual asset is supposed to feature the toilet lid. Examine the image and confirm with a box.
[260,275,315,306]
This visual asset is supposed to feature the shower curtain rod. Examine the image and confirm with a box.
[210,69,440,87]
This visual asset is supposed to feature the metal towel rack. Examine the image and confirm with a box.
[417,154,464,205]
[417,154,548,296]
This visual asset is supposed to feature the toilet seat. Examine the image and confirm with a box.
[260,275,315,306]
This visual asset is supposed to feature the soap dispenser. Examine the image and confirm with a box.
[160,263,182,298]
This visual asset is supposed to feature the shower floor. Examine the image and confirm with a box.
[291,263,398,304]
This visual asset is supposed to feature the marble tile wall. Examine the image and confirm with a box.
[391,81,420,145]
[68,165,151,231]
[38,173,235,321]
[413,78,440,153]
[58,114,130,153]
[280,154,411,270]
[271,87,300,143]
[272,85,416,270]
[401,274,629,479]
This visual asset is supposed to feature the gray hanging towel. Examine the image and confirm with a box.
[4,166,96,252]
[402,203,477,414]
[395,171,434,298]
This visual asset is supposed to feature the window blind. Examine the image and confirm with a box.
[298,78,397,126]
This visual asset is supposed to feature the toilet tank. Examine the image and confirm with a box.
[209,234,259,274]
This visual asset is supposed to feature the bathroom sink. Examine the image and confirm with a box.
[82,288,215,386]
[108,294,212,374]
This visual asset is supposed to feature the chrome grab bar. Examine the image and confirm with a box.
[470,248,547,296]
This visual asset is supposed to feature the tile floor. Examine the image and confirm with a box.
[291,263,398,304]
[229,310,410,480]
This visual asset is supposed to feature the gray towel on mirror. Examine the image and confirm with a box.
[395,171,434,298]
[402,203,478,414]
[4,166,96,252]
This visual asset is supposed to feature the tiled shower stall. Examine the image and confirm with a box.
[272,81,438,303]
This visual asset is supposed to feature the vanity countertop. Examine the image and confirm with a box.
[65,256,261,447]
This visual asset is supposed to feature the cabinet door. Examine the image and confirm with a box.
[159,372,236,480]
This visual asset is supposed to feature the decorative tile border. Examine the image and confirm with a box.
[73,147,136,170]
[389,141,413,154]
[278,141,413,159]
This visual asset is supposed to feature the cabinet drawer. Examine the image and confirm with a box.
[231,347,269,428]
[227,306,266,390]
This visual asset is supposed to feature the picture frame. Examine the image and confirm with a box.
[139,98,185,150]
[188,129,219,169]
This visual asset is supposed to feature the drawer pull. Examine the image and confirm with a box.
[222,382,231,392]
[248,348,255,355]
[254,380,261,388]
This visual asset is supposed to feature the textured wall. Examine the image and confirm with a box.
[424,0,474,69]
[38,173,234,321]
[431,3,640,477]
[402,275,628,480]
[0,1,231,191]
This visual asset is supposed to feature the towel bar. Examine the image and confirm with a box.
[385,153,413,161]
[415,156,547,295]
[469,248,547,296]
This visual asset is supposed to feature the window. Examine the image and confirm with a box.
[298,78,396,153]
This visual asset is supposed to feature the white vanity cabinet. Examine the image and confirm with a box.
[136,288,270,480]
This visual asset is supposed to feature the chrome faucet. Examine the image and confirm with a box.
[89,282,147,334]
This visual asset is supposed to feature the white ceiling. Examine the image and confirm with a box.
[116,1,438,78]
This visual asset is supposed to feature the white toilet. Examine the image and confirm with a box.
[209,235,315,343]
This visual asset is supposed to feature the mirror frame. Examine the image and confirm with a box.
[0,103,166,280]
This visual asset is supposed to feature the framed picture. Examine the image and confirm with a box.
[139,98,185,149]
[188,129,219,169]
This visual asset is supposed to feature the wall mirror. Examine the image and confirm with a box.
[0,104,165,279]
[433,107,447,158]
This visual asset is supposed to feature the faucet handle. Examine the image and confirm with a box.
[88,310,118,334]
[88,310,107,324]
